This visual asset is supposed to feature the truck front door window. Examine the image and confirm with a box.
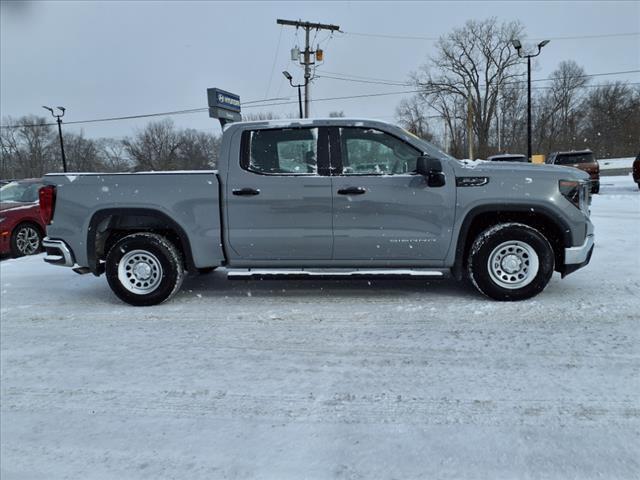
[340,127,420,175]
[245,128,319,175]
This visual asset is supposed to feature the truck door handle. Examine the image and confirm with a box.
[337,187,366,195]
[232,188,260,196]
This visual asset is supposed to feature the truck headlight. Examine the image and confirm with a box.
[559,180,590,214]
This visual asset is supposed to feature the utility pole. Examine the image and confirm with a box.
[43,106,67,172]
[466,85,474,160]
[496,82,501,152]
[276,19,340,118]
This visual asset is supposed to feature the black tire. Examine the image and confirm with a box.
[10,222,43,257]
[467,223,554,301]
[591,184,600,194]
[105,233,184,306]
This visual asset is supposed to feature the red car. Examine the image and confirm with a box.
[0,179,46,257]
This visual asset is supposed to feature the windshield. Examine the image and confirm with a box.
[554,152,594,165]
[0,181,42,203]
[400,128,457,162]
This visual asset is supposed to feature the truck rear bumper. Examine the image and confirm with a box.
[43,237,75,267]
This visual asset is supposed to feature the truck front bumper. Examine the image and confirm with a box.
[43,237,75,267]
[561,222,595,277]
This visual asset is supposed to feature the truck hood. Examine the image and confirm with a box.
[457,160,590,181]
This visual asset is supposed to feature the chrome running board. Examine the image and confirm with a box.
[227,268,445,279]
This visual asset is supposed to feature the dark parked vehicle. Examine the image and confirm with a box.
[0,179,46,257]
[486,153,528,163]
[546,150,600,194]
[633,152,640,190]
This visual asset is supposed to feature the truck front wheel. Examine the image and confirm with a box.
[467,223,554,301]
[105,233,184,306]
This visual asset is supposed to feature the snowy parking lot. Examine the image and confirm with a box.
[1,175,639,479]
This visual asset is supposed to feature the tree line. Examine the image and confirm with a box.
[395,18,640,159]
[0,118,221,179]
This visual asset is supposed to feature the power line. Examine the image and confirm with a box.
[264,25,284,98]
[532,31,640,41]
[317,69,640,87]
[317,74,409,86]
[339,30,640,42]
[2,74,638,130]
[319,69,411,84]
[0,96,292,129]
[0,92,422,129]
[340,31,438,41]
[317,74,640,90]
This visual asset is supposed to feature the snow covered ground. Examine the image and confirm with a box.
[1,175,639,479]
[598,156,634,171]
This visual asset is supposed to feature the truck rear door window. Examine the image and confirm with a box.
[242,128,320,175]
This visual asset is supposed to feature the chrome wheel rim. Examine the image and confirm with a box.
[16,226,40,255]
[487,240,539,290]
[118,250,163,295]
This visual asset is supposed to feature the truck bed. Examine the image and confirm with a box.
[43,171,225,270]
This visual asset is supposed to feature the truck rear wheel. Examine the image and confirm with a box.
[467,223,554,301]
[105,233,184,306]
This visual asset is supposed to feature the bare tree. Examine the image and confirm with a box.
[413,18,525,158]
[495,82,527,154]
[97,138,132,172]
[178,129,220,170]
[580,82,640,158]
[551,60,589,142]
[532,60,589,153]
[123,119,183,171]
[395,96,433,141]
[241,112,281,121]
[63,130,105,172]
[0,116,57,178]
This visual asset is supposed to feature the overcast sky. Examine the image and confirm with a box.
[1,0,638,138]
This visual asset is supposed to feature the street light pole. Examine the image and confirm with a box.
[512,39,550,161]
[296,84,303,119]
[43,106,67,172]
[527,55,532,162]
[282,71,307,118]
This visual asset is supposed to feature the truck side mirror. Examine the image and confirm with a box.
[416,155,445,187]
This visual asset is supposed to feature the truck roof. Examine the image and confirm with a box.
[551,149,593,155]
[487,153,526,159]
[227,117,397,130]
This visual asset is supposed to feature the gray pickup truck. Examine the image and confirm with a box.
[40,118,594,306]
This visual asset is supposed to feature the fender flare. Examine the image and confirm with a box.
[451,204,573,280]
[87,208,196,274]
